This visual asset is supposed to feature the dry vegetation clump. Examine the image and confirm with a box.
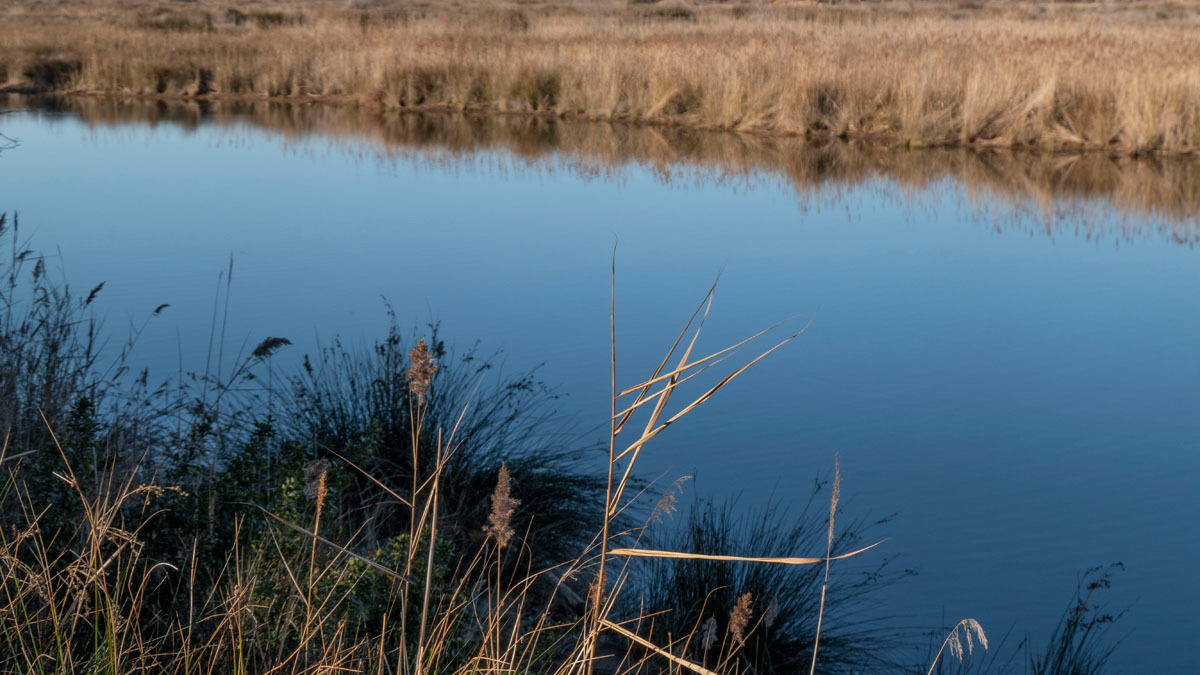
[0,214,1130,673]
[0,225,899,673]
[2,0,1200,155]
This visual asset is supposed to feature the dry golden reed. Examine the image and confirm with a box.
[3,0,1200,155]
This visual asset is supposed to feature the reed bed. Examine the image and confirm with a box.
[0,266,919,674]
[3,0,1200,156]
[0,216,917,673]
[0,216,1130,673]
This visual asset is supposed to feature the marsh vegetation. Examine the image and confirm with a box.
[0,214,1130,673]
[3,0,1200,155]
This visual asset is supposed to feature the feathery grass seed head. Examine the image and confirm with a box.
[701,616,718,650]
[763,596,780,630]
[407,337,438,404]
[729,592,753,647]
[946,618,988,662]
[484,462,519,550]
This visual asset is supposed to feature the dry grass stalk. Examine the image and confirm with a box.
[809,456,841,674]
[600,618,719,675]
[927,618,990,674]
[606,541,880,565]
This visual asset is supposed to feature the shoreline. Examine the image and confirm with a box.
[8,92,1200,234]
[4,1,1200,160]
[6,88,1198,160]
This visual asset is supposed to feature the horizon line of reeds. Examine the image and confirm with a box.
[3,1,1200,157]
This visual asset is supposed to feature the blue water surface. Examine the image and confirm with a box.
[2,107,1197,672]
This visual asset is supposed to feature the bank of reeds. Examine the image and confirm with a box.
[3,1,1200,156]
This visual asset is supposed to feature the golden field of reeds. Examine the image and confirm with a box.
[3,0,1200,155]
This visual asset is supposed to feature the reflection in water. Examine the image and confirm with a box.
[8,95,1199,244]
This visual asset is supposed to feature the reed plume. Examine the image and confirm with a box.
[408,337,438,404]
[728,592,753,648]
[484,462,518,550]
[927,618,989,674]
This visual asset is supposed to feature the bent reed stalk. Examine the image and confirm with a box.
[3,0,1200,156]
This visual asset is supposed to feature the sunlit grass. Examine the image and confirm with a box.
[2,0,1200,155]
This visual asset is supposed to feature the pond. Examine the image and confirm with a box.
[2,97,1197,672]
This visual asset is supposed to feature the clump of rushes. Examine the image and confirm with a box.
[285,317,609,575]
[0,240,1128,674]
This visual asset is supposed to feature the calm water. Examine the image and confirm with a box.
[2,99,1198,672]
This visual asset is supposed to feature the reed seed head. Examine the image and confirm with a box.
[408,337,438,404]
[316,471,328,516]
[946,618,988,661]
[701,616,718,650]
[762,596,780,630]
[251,336,292,359]
[484,462,519,550]
[828,455,841,549]
[651,474,691,524]
[729,592,753,647]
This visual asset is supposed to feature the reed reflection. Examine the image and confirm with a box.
[7,94,1199,243]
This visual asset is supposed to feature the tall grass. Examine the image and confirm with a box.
[0,223,908,673]
[0,218,1126,673]
[3,1,1200,155]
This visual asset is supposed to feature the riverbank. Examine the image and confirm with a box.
[3,0,1200,156]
